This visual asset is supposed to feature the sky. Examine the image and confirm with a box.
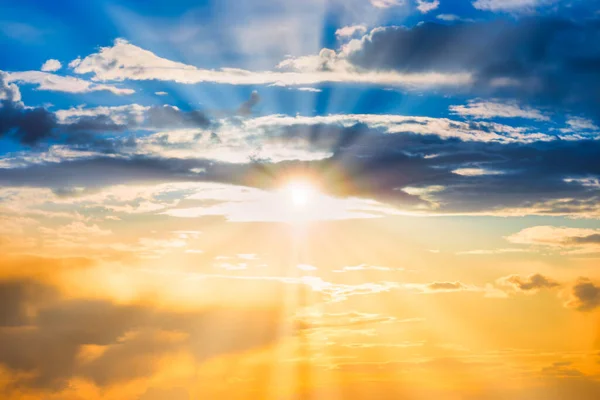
[1,0,600,399]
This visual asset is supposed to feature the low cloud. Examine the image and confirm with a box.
[40,59,62,72]
[497,273,560,293]
[450,100,550,121]
[565,278,600,311]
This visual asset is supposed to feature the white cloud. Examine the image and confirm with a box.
[245,113,553,144]
[6,71,134,95]
[71,38,472,89]
[565,117,599,131]
[416,0,439,13]
[436,14,459,21]
[335,24,368,39]
[41,59,62,72]
[472,0,558,12]
[449,100,550,121]
[296,87,322,92]
[55,104,149,124]
[155,91,168,96]
[452,168,504,176]
[371,0,404,7]
[505,226,600,254]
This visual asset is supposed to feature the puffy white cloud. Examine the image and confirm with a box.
[335,24,368,39]
[416,0,439,13]
[40,59,62,72]
[449,100,550,121]
[6,71,134,95]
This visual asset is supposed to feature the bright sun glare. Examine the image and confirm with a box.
[286,181,315,208]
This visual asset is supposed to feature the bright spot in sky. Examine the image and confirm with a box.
[286,181,315,207]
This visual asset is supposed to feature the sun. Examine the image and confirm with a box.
[285,181,316,208]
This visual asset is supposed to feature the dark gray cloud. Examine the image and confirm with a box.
[0,95,212,147]
[0,100,57,145]
[566,278,600,312]
[347,18,600,120]
[1,119,600,216]
[569,234,600,245]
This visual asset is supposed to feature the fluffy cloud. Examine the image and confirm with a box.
[416,0,439,13]
[335,24,368,39]
[40,59,62,72]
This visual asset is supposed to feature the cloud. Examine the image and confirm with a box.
[450,100,550,121]
[416,0,440,13]
[436,14,474,22]
[70,38,471,89]
[452,168,503,176]
[472,0,558,12]
[5,70,133,95]
[565,278,600,311]
[506,226,600,247]
[0,277,284,389]
[370,0,404,8]
[296,87,322,92]
[567,117,600,131]
[0,71,21,102]
[237,90,261,116]
[426,281,468,291]
[335,24,368,39]
[0,99,57,145]
[40,59,62,72]
[3,107,600,219]
[497,273,560,293]
[345,18,600,120]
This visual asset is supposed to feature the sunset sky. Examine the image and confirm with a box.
[1,0,600,399]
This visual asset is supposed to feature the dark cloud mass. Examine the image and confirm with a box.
[348,18,600,119]
[0,100,57,145]
[566,278,600,312]
[0,278,283,390]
